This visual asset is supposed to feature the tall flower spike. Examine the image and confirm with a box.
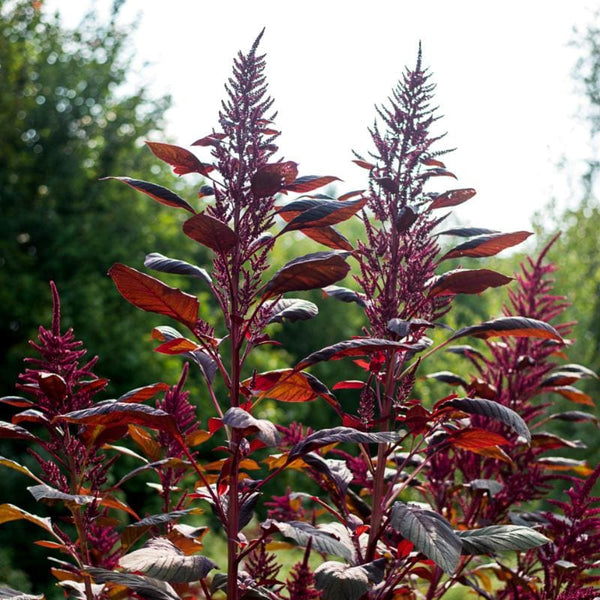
[354,47,451,339]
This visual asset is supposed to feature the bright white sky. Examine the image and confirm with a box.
[48,0,598,233]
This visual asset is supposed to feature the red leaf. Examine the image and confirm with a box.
[58,402,180,437]
[284,175,341,193]
[375,177,398,193]
[38,372,67,401]
[146,141,214,176]
[421,158,446,168]
[118,382,170,404]
[281,197,366,232]
[300,226,354,251]
[183,213,239,253]
[101,177,195,213]
[353,159,375,170]
[251,162,299,197]
[546,386,595,407]
[243,369,337,405]
[108,263,199,330]
[191,133,227,147]
[263,251,350,299]
[430,188,476,209]
[441,231,532,260]
[296,338,414,370]
[448,428,510,451]
[400,405,431,435]
[0,421,38,441]
[333,380,365,390]
[429,269,512,297]
[154,338,202,355]
[450,317,563,342]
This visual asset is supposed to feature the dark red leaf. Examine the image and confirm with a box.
[438,227,499,238]
[265,298,319,324]
[322,285,367,308]
[545,386,594,407]
[419,168,457,180]
[281,197,366,232]
[0,396,34,408]
[448,428,510,451]
[0,421,38,441]
[333,380,365,390]
[144,253,212,285]
[222,407,279,446]
[430,188,476,209]
[284,175,341,193]
[242,369,337,406]
[441,231,532,260]
[531,433,586,450]
[300,226,354,251]
[251,162,298,197]
[58,402,179,438]
[12,409,50,426]
[338,190,365,202]
[548,411,599,425]
[146,141,214,176]
[191,133,227,147]
[422,157,446,168]
[101,177,195,213]
[77,379,109,396]
[154,338,202,355]
[450,317,563,342]
[183,213,238,254]
[429,269,512,297]
[38,372,67,401]
[263,251,350,299]
[399,405,431,435]
[109,264,199,330]
[375,177,398,193]
[118,383,171,404]
[426,371,468,387]
[353,159,375,170]
[396,206,418,232]
[296,338,414,370]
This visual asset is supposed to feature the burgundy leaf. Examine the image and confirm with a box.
[117,382,171,404]
[108,264,199,330]
[101,177,195,213]
[191,133,227,146]
[263,251,350,299]
[144,253,212,285]
[296,338,414,370]
[265,298,319,324]
[430,188,476,209]
[251,162,298,197]
[289,426,400,458]
[429,269,512,297]
[322,285,367,308]
[182,213,239,254]
[57,402,180,438]
[438,227,499,238]
[222,407,279,446]
[284,175,341,193]
[441,231,532,260]
[450,317,562,342]
[146,141,214,176]
[300,226,354,251]
[0,421,38,441]
[281,197,366,232]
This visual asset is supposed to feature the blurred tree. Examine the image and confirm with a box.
[0,0,206,398]
[0,2,207,593]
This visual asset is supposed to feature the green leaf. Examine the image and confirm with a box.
[390,501,461,573]
[457,525,550,554]
[314,559,385,600]
[119,537,216,583]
